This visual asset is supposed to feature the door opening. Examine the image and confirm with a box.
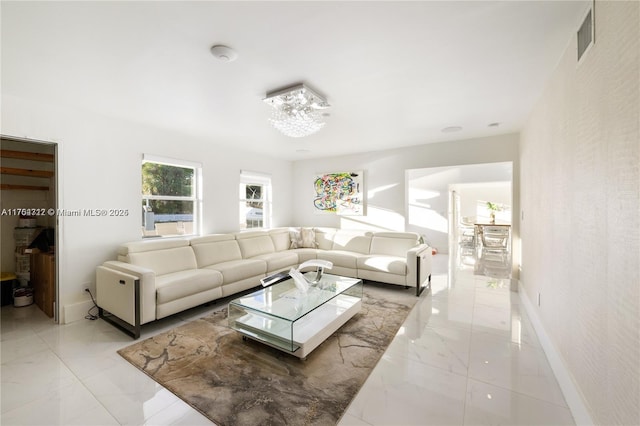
[1,135,59,322]
[406,161,514,281]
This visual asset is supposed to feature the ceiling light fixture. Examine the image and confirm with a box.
[442,126,463,133]
[210,45,237,62]
[263,83,330,138]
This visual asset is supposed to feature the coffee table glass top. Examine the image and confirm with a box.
[228,273,363,357]
[229,273,361,321]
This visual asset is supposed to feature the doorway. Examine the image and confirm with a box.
[406,161,514,279]
[1,136,59,322]
[450,181,512,278]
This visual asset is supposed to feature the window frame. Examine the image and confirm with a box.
[142,154,202,238]
[239,170,272,230]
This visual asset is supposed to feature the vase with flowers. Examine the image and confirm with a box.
[486,201,502,224]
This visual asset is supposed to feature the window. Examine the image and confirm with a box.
[142,154,202,237]
[239,171,271,230]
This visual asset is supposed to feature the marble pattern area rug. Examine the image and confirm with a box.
[117,283,418,426]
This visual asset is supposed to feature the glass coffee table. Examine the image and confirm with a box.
[228,273,363,359]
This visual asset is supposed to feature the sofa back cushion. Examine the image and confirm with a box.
[313,228,337,250]
[313,228,372,253]
[370,232,420,257]
[269,228,292,252]
[235,231,276,259]
[331,230,372,254]
[190,234,242,268]
[120,239,198,276]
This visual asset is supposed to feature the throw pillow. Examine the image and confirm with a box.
[289,228,303,249]
[300,227,317,248]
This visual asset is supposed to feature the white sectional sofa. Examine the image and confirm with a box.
[96,227,432,338]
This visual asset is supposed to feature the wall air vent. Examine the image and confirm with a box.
[577,7,594,62]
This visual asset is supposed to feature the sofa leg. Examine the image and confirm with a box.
[416,280,431,297]
[415,258,430,297]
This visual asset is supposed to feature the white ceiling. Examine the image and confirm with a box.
[1,1,588,161]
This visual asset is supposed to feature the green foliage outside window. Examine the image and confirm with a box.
[142,163,194,214]
[142,163,193,196]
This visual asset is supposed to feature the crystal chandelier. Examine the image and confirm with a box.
[263,84,330,138]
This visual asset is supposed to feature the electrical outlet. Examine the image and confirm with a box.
[82,283,92,295]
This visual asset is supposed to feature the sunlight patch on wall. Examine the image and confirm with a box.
[407,186,447,233]
[408,204,448,233]
[340,205,405,231]
[367,183,398,199]
[408,188,440,206]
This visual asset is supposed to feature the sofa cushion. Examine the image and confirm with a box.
[128,245,197,276]
[269,228,292,252]
[118,238,189,257]
[331,230,372,254]
[204,259,266,284]
[290,248,318,265]
[370,232,420,257]
[190,234,243,268]
[357,255,407,275]
[155,269,223,304]
[314,228,337,250]
[317,250,363,269]
[251,251,299,273]
[235,231,276,258]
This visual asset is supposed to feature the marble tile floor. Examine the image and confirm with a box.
[1,256,574,426]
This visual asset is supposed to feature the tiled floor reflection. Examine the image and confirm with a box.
[340,256,574,426]
[1,256,573,425]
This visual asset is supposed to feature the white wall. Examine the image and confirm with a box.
[292,134,520,254]
[1,95,293,323]
[520,2,639,424]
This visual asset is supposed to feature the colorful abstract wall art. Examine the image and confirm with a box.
[313,171,364,215]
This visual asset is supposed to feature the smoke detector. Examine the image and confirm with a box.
[210,45,237,62]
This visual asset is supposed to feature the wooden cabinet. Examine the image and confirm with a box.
[31,252,55,317]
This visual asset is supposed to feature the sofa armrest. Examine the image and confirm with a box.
[407,244,432,296]
[96,266,141,338]
[97,261,157,327]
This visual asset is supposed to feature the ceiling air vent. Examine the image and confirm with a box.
[577,7,594,61]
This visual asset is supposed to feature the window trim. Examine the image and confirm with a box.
[142,154,202,238]
[239,170,272,230]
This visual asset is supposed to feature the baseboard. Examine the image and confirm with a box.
[517,280,594,425]
[62,299,95,324]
